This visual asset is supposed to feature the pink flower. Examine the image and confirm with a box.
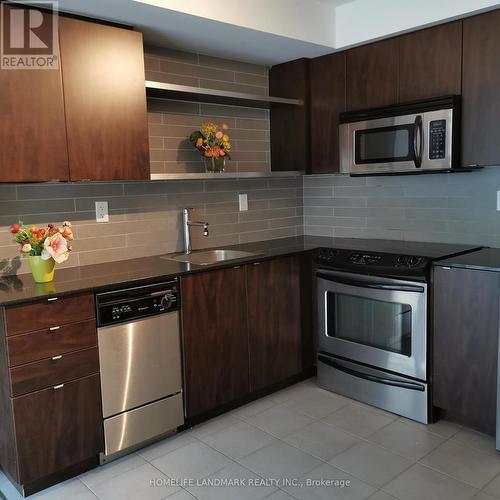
[215,131,223,140]
[42,233,69,264]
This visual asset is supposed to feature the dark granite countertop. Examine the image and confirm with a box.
[435,247,500,273]
[0,236,479,306]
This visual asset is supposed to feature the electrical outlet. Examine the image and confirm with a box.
[497,191,500,211]
[239,193,248,211]
[95,201,109,222]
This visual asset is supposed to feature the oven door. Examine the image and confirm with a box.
[316,270,427,381]
[340,109,453,175]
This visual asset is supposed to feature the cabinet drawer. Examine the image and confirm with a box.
[7,320,97,367]
[13,374,103,484]
[5,293,95,336]
[10,347,100,397]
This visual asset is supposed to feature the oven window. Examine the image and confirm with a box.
[326,292,412,356]
[355,125,413,164]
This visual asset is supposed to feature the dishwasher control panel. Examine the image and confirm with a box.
[96,280,179,327]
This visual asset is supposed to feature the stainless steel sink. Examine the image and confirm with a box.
[161,249,260,265]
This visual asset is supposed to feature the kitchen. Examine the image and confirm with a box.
[1,0,500,499]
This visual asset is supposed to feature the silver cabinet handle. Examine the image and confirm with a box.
[47,297,58,302]
[253,262,261,266]
[49,326,60,332]
[53,384,64,390]
[233,266,241,269]
[51,355,62,361]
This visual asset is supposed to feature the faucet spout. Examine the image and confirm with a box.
[182,208,209,254]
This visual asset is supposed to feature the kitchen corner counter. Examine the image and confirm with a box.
[435,247,500,273]
[0,235,478,306]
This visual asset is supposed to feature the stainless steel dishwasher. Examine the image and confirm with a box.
[96,280,184,462]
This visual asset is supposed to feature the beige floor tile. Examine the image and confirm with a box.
[421,440,500,489]
[200,421,277,459]
[451,428,499,456]
[282,388,350,418]
[397,417,461,439]
[283,421,362,461]
[322,403,397,438]
[137,433,197,462]
[188,414,242,439]
[238,441,322,480]
[369,421,445,460]
[383,464,478,500]
[243,404,314,438]
[330,441,414,488]
[483,471,500,498]
[284,462,376,500]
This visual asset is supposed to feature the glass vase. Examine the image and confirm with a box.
[204,156,226,173]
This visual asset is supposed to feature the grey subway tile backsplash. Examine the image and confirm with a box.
[303,167,500,246]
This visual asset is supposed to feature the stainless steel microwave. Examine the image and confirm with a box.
[339,96,461,176]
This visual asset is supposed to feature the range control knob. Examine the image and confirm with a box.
[408,256,422,267]
[396,255,407,266]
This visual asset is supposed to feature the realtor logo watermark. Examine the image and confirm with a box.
[1,1,59,69]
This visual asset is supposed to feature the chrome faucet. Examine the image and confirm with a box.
[182,208,209,254]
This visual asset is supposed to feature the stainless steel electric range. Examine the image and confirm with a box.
[314,241,480,424]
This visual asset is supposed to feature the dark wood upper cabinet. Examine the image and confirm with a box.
[346,38,399,111]
[309,53,346,174]
[247,255,312,392]
[462,9,500,167]
[14,374,103,484]
[181,267,249,418]
[433,266,499,435]
[399,22,462,103]
[59,17,150,180]
[270,58,310,172]
[0,5,69,182]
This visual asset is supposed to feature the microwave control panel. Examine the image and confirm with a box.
[429,119,446,160]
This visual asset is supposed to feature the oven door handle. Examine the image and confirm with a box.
[318,354,425,392]
[316,272,425,293]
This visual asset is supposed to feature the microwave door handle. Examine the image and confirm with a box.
[413,115,423,168]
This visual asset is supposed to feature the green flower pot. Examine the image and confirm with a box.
[28,256,56,283]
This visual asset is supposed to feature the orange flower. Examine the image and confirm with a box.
[222,123,229,131]
[195,137,203,148]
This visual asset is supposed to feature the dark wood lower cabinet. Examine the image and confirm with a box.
[247,255,311,391]
[13,374,103,485]
[433,266,500,435]
[181,254,313,418]
[181,266,249,418]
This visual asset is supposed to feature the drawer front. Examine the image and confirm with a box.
[10,347,100,397]
[5,293,95,336]
[7,320,97,367]
[14,374,104,484]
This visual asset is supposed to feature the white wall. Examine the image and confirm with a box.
[134,0,337,47]
[335,0,500,48]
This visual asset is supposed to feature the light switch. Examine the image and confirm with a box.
[239,193,248,211]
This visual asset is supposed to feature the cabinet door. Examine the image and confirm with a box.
[0,5,69,181]
[399,22,462,103]
[13,374,103,484]
[310,53,346,174]
[346,38,398,111]
[181,267,249,417]
[462,10,500,167]
[270,58,309,172]
[59,17,150,180]
[247,255,311,392]
[433,266,499,435]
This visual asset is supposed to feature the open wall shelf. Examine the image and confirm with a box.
[145,81,303,109]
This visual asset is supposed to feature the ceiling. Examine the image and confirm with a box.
[47,0,500,66]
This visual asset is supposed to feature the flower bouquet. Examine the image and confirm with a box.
[10,221,74,283]
[190,122,231,173]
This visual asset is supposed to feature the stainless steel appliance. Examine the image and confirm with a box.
[314,243,480,423]
[339,96,460,175]
[96,281,184,462]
